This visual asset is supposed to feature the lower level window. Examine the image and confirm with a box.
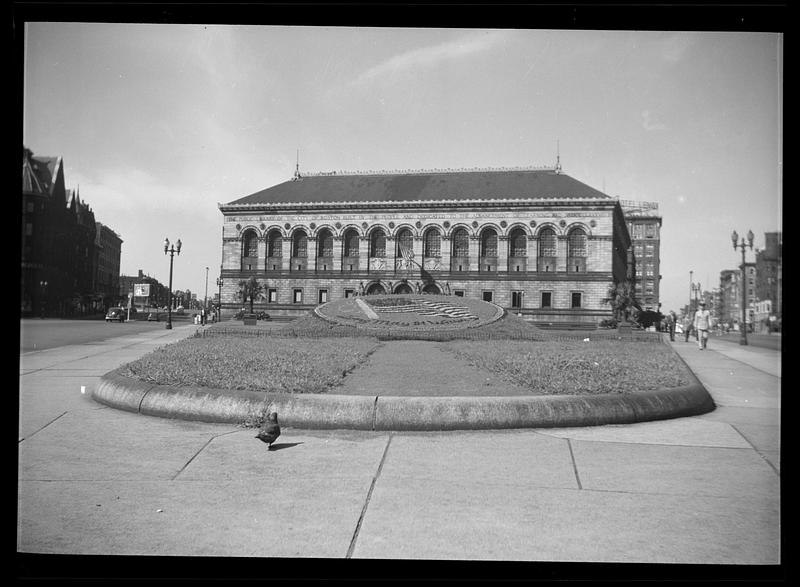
[454,290,465,297]
[541,291,552,308]
[482,291,493,302]
[293,289,303,303]
[319,289,328,303]
[511,291,523,308]
[268,288,277,303]
[344,289,354,298]
[571,292,582,308]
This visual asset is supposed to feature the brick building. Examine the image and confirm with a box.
[93,222,123,311]
[21,146,124,316]
[719,264,756,330]
[754,231,781,319]
[620,200,662,312]
[217,164,632,327]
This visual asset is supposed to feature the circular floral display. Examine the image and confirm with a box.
[315,294,504,331]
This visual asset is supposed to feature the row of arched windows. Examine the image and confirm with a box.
[244,226,589,259]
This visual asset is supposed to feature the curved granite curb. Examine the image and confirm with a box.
[92,371,716,431]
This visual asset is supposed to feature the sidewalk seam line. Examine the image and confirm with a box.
[346,432,393,558]
[171,435,220,480]
[729,423,781,478]
[567,438,583,490]
[19,411,68,442]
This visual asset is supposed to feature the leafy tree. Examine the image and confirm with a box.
[238,276,264,314]
[636,310,665,329]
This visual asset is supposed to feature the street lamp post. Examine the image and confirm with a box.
[691,281,701,310]
[731,229,754,346]
[688,270,693,315]
[216,267,224,322]
[164,237,182,330]
[204,266,209,311]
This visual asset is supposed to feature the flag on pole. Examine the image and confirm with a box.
[399,243,414,262]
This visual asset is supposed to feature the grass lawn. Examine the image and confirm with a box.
[118,336,380,393]
[440,339,693,394]
[116,319,692,395]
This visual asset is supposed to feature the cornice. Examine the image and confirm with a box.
[218,197,618,214]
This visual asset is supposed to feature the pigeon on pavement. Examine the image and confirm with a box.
[256,411,281,449]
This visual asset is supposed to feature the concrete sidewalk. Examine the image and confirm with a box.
[18,325,781,567]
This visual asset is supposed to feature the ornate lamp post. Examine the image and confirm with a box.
[204,266,209,311]
[691,281,702,311]
[216,268,224,322]
[164,237,182,330]
[731,229,754,345]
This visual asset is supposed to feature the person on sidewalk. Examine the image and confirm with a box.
[694,301,713,350]
[683,314,694,342]
[667,310,677,342]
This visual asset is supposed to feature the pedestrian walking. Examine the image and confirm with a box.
[694,301,712,350]
[200,307,206,325]
[667,310,677,342]
[683,314,693,342]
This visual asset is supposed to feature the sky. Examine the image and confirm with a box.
[22,23,782,313]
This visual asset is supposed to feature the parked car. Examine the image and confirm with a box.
[105,307,135,322]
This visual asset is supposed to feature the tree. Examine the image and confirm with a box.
[602,280,640,323]
[636,310,665,330]
[238,276,264,314]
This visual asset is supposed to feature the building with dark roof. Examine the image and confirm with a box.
[21,146,122,316]
[218,164,633,326]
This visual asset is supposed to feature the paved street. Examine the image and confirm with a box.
[18,322,781,578]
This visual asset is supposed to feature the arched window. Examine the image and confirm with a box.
[242,230,259,258]
[568,228,587,257]
[343,228,359,257]
[423,228,441,257]
[267,230,282,257]
[509,228,527,257]
[538,227,557,257]
[370,228,386,257]
[480,228,498,257]
[317,229,333,258]
[292,230,308,258]
[396,228,414,257]
[452,227,469,258]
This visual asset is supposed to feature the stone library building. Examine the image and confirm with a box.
[217,163,633,327]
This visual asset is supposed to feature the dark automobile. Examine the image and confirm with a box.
[233,310,270,320]
[105,307,135,322]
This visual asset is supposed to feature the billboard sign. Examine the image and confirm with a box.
[134,283,151,297]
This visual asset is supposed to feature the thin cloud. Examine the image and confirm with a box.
[642,109,668,131]
[351,30,506,86]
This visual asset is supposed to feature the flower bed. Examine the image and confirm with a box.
[440,339,692,394]
[117,336,379,393]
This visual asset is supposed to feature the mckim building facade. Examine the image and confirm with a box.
[218,165,632,327]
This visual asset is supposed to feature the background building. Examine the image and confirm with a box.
[620,200,662,313]
[21,146,124,316]
[754,231,782,324]
[119,269,170,310]
[218,164,633,327]
[93,222,123,312]
[718,263,756,331]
